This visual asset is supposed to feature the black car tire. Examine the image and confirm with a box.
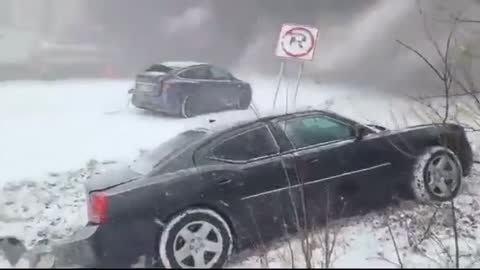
[158,208,234,269]
[180,96,197,118]
[236,89,251,110]
[411,146,463,203]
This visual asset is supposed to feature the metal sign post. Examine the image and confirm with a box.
[272,60,285,111]
[273,23,319,114]
[293,61,305,109]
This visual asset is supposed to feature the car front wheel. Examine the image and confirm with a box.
[236,89,251,110]
[158,208,234,268]
[411,146,463,203]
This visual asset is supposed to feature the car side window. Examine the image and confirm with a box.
[209,67,233,81]
[212,125,279,161]
[178,66,211,80]
[278,114,355,149]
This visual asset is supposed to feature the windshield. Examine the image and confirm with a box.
[129,129,208,175]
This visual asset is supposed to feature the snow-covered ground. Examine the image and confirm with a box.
[232,171,480,268]
[1,75,480,268]
[0,75,433,183]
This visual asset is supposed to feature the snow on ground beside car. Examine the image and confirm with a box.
[0,79,257,183]
[0,164,89,249]
[0,76,421,184]
[1,76,480,267]
[231,166,480,268]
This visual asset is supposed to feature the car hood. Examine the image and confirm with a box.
[85,164,142,192]
[368,123,464,140]
[392,123,462,133]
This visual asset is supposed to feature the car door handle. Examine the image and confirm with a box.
[217,178,232,185]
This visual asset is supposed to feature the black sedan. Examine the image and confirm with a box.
[47,110,473,268]
[129,62,252,118]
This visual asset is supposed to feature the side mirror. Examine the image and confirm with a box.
[367,124,387,132]
[354,125,369,140]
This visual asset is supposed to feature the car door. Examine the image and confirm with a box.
[176,66,217,111]
[335,124,396,214]
[207,66,242,109]
[272,113,357,225]
[317,112,396,214]
[274,112,395,220]
[193,122,303,243]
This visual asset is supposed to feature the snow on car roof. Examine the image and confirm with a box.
[185,109,338,143]
[159,61,208,68]
[144,71,168,76]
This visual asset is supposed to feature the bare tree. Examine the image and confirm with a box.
[392,4,480,267]
[450,197,460,268]
[316,188,343,269]
[395,20,456,123]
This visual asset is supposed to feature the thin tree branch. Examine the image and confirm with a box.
[416,206,440,247]
[387,220,404,268]
[452,72,480,108]
[395,40,444,81]
[450,199,460,268]
[416,1,446,63]
[442,19,457,123]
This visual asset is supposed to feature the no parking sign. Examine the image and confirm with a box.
[275,24,319,61]
[272,23,319,113]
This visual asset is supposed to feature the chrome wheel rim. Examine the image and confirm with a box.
[173,221,223,268]
[426,154,460,198]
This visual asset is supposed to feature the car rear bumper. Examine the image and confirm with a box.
[49,226,98,268]
[131,90,180,115]
[50,219,158,268]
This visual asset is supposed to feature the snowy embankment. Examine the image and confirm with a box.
[1,76,480,267]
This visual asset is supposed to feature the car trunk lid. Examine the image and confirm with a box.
[85,129,211,192]
[85,164,141,192]
[134,71,167,94]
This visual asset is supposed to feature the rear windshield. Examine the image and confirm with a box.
[129,129,208,174]
[145,64,174,73]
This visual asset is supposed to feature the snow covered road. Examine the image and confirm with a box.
[0,79,255,183]
[0,76,427,183]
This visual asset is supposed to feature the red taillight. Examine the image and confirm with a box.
[161,81,172,91]
[88,192,108,224]
[102,65,116,79]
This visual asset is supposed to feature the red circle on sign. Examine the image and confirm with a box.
[281,26,315,58]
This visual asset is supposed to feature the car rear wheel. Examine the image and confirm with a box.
[236,89,251,110]
[180,96,197,118]
[158,209,234,269]
[411,146,463,203]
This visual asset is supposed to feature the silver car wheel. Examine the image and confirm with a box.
[425,153,460,198]
[172,221,223,268]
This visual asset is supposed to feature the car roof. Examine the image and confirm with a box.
[164,109,360,164]
[158,61,209,69]
[198,109,334,135]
